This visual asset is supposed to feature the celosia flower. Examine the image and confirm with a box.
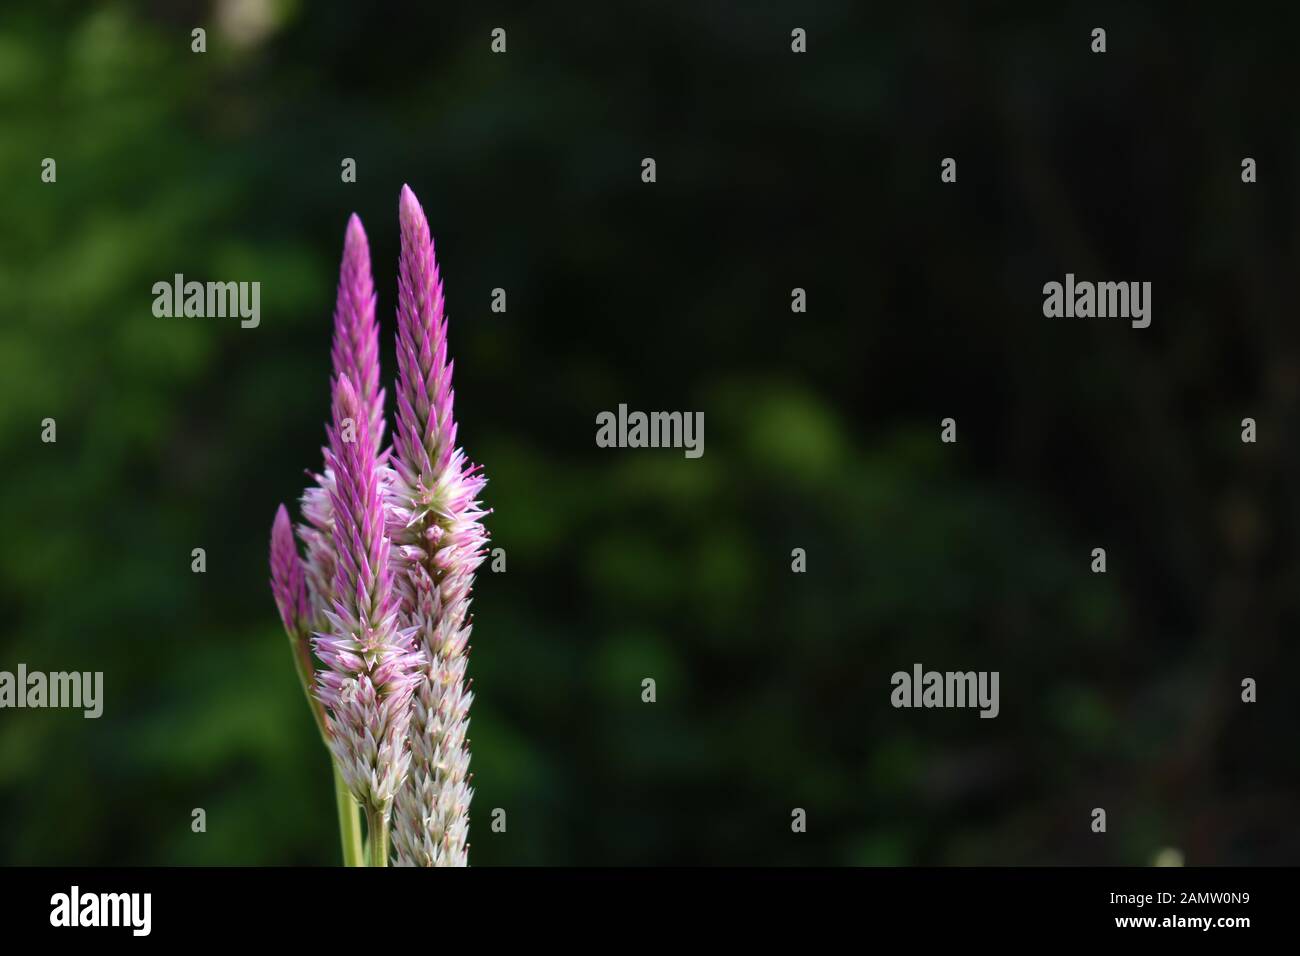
[270,190,487,867]
[313,373,423,856]
[388,185,489,867]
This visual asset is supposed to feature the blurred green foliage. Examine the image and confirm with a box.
[1,1,1297,865]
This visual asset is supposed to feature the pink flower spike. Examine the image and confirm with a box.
[269,503,308,637]
[330,214,385,445]
[389,185,490,867]
[312,373,422,819]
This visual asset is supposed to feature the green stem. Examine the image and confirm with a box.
[366,808,390,868]
[283,625,372,866]
[285,629,362,866]
[288,633,330,744]
[334,768,365,866]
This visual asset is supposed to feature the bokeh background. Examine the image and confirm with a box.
[2,1,1298,865]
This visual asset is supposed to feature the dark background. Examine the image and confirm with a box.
[2,1,1298,865]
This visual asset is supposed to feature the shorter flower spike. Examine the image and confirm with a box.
[269,503,308,637]
[271,502,328,744]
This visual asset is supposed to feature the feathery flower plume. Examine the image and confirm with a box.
[389,184,489,867]
[299,215,385,630]
[313,373,422,865]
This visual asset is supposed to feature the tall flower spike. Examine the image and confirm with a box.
[313,373,422,842]
[299,214,385,632]
[390,184,490,867]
